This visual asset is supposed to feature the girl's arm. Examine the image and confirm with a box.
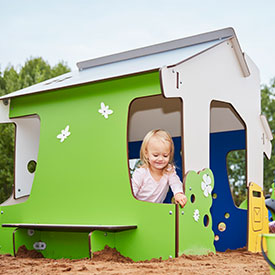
[169,170,187,207]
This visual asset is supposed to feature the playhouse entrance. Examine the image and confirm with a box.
[209,101,247,251]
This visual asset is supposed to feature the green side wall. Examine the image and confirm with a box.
[0,72,176,260]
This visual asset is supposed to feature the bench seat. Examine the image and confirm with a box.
[2,223,137,232]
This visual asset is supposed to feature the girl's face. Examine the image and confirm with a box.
[146,136,171,171]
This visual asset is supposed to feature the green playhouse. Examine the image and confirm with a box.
[0,27,272,260]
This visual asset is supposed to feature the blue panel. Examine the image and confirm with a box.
[210,130,247,252]
[128,136,182,203]
[128,140,142,159]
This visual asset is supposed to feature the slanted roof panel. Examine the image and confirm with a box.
[77,27,234,70]
[0,28,239,100]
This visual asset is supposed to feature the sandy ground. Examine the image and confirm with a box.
[0,246,270,275]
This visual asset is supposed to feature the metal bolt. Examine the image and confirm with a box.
[0,211,3,214]
[169,255,173,259]
[27,229,35,236]
[169,211,173,215]
[189,187,192,191]
[181,211,184,215]
[3,99,9,106]
[172,70,175,73]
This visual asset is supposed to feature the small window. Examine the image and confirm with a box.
[0,123,15,204]
[0,114,40,204]
[227,149,247,207]
[12,115,40,199]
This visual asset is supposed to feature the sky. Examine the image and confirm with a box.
[1,0,275,85]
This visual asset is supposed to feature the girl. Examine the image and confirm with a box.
[131,129,187,207]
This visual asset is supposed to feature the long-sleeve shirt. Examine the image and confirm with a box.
[131,167,183,203]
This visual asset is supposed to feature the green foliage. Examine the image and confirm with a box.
[261,77,275,194]
[0,57,70,203]
[0,123,15,203]
[227,150,246,207]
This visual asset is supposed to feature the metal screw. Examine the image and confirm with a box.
[172,70,175,73]
[189,187,192,191]
[169,255,173,259]
[3,99,9,106]
[169,211,173,215]
[0,211,3,214]
[104,232,107,236]
[181,211,184,215]
[27,229,35,236]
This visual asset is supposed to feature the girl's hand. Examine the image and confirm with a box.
[175,193,187,208]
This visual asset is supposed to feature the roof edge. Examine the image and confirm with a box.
[77,27,235,71]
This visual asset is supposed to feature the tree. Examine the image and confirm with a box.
[227,149,246,206]
[0,58,70,203]
[261,77,275,193]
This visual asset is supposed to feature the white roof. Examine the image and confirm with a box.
[0,27,248,100]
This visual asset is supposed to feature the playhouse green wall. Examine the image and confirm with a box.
[0,71,177,260]
[179,169,215,255]
[0,70,216,260]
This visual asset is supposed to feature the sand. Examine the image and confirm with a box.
[0,246,270,275]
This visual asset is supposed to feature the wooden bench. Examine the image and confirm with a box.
[2,223,137,258]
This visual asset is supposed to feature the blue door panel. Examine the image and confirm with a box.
[210,130,247,251]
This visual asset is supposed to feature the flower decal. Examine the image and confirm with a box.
[193,209,200,222]
[201,173,212,197]
[57,125,71,142]
[98,102,113,119]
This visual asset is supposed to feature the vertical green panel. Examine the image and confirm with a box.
[14,228,42,254]
[40,231,89,259]
[91,231,116,252]
[115,202,176,261]
[179,169,216,255]
[0,226,14,255]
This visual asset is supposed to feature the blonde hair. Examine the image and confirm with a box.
[140,129,174,170]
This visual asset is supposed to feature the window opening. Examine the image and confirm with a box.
[210,100,247,209]
[0,123,15,204]
[227,149,247,207]
[0,114,40,204]
[128,94,183,204]
[13,115,40,199]
[203,214,209,227]
[27,160,37,174]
